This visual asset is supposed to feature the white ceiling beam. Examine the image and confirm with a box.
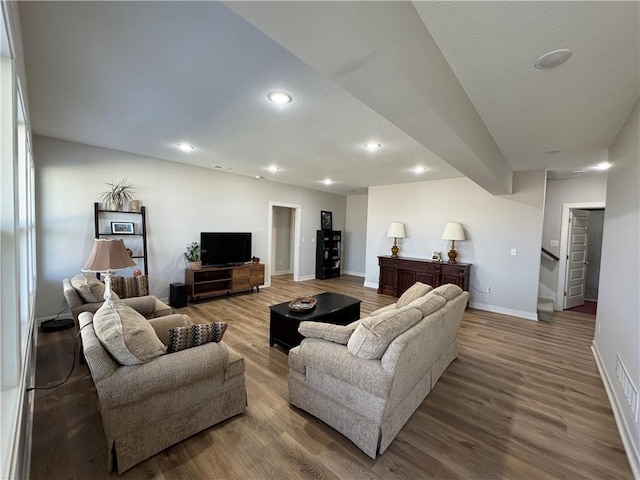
[226,1,513,195]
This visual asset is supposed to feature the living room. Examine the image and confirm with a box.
[2,1,638,478]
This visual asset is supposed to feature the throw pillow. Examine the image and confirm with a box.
[298,321,355,345]
[93,302,166,365]
[347,307,423,360]
[111,275,150,299]
[167,322,227,353]
[396,282,433,308]
[71,273,119,303]
[431,283,463,301]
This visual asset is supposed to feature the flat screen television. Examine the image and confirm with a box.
[200,232,252,267]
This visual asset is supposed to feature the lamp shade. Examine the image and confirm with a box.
[82,238,136,272]
[442,222,465,241]
[386,222,406,239]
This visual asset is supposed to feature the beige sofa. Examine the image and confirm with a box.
[79,308,247,473]
[288,283,469,458]
[63,275,171,321]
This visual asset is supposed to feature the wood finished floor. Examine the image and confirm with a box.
[30,275,631,479]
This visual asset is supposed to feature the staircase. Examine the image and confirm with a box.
[537,298,554,321]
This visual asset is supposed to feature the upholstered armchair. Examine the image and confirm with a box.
[79,308,247,473]
[63,274,171,322]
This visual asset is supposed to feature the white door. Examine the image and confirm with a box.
[564,209,590,309]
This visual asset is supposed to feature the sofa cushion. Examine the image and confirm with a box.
[167,322,227,353]
[93,302,166,365]
[396,282,433,308]
[431,283,463,301]
[406,293,447,316]
[111,275,149,298]
[369,303,398,317]
[347,307,423,360]
[298,321,356,345]
[71,273,119,303]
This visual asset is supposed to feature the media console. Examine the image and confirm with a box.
[185,263,265,303]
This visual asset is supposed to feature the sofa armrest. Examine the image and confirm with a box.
[98,341,231,407]
[119,295,157,318]
[152,297,172,317]
[148,314,193,346]
[298,338,393,398]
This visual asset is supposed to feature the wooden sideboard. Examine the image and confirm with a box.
[378,256,471,298]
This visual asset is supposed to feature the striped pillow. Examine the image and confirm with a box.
[167,322,227,353]
[111,275,149,298]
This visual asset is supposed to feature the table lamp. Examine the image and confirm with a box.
[442,222,465,263]
[386,222,406,258]
[82,238,136,304]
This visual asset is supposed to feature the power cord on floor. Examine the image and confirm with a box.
[27,322,92,392]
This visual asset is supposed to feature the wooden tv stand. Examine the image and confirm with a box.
[185,263,265,303]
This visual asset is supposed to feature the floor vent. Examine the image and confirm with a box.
[616,355,639,421]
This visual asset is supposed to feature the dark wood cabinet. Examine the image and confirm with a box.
[378,256,470,298]
[316,230,341,279]
[185,263,264,302]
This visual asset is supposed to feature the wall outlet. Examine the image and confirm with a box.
[550,240,559,247]
[487,286,492,294]
[510,248,517,256]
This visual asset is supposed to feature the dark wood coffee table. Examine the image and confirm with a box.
[269,292,361,350]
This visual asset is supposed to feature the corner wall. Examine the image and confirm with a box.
[539,175,607,304]
[364,171,546,319]
[344,194,368,276]
[593,100,639,477]
[34,135,346,318]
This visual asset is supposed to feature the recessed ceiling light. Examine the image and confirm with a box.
[323,179,333,185]
[594,162,611,170]
[534,49,572,69]
[268,91,292,104]
[267,165,280,173]
[254,175,263,180]
[176,143,194,152]
[411,166,427,174]
[364,143,381,151]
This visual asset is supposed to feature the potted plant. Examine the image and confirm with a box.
[99,179,136,211]
[185,242,201,270]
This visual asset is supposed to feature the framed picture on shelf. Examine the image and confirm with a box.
[321,211,332,231]
[111,222,135,234]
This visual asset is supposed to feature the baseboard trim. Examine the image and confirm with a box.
[592,341,640,479]
[363,281,378,290]
[35,314,73,327]
[468,302,539,321]
[299,275,315,282]
[343,270,365,277]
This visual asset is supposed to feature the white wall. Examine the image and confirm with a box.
[594,100,639,476]
[364,171,546,320]
[34,135,346,318]
[539,175,607,301]
[344,194,368,276]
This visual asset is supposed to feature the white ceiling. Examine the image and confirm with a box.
[19,1,639,195]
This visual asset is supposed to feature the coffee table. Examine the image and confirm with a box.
[269,292,361,350]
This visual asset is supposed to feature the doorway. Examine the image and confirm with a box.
[267,202,301,287]
[557,202,605,312]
